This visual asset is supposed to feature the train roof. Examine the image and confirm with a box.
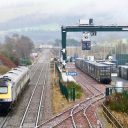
[2,66,29,84]
[76,58,112,67]
[75,58,83,60]
[86,61,109,67]
[100,61,116,65]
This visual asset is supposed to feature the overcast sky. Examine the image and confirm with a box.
[0,0,128,41]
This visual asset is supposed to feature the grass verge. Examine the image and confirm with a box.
[51,62,85,114]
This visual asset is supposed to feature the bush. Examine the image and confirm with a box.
[26,59,32,65]
[64,81,83,100]
[0,65,10,74]
[106,91,128,114]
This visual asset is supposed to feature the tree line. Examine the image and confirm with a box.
[55,39,80,47]
[0,34,34,66]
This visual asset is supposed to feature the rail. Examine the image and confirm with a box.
[35,68,47,127]
[83,94,104,128]
[37,66,106,128]
[0,113,10,128]
[19,65,44,128]
[83,96,94,128]
[72,72,104,128]
[102,103,124,128]
[70,104,79,128]
[30,64,40,80]
[37,95,98,128]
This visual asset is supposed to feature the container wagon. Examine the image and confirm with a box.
[99,61,117,73]
[118,65,128,80]
[75,58,111,84]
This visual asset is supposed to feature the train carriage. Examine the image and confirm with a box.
[75,58,111,84]
[118,65,128,80]
[0,66,30,112]
[99,61,117,73]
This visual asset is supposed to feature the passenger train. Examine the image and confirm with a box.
[75,58,111,84]
[0,66,30,112]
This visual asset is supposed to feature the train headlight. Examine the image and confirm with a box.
[5,99,12,102]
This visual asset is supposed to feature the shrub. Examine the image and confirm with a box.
[66,81,83,99]
[0,65,10,74]
[106,91,128,114]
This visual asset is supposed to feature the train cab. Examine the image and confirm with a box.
[0,78,12,112]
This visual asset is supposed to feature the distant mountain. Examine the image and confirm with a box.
[0,13,128,43]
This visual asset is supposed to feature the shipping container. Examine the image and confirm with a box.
[118,65,128,80]
[75,58,111,84]
[100,61,117,73]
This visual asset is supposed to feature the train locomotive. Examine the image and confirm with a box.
[75,58,111,84]
[0,66,30,112]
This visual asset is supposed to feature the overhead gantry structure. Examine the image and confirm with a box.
[61,25,128,65]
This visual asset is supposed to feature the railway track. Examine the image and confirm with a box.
[37,63,106,128]
[29,63,41,79]
[0,63,43,128]
[37,94,104,128]
[83,95,104,128]
[19,64,48,128]
[75,72,105,95]
[55,78,104,128]
[69,64,104,127]
[37,69,104,127]
[35,63,50,126]
[0,113,10,128]
[71,95,104,128]
[0,49,51,128]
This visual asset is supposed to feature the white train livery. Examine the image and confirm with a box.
[0,66,30,112]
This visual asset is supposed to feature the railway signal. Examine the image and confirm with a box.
[82,41,91,50]
[81,32,91,50]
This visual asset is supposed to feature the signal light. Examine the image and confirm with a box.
[82,41,91,50]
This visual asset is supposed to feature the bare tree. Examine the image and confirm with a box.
[1,34,34,65]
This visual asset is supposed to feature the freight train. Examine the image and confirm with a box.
[99,61,117,73]
[0,66,30,112]
[75,58,111,84]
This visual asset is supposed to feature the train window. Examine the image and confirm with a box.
[0,86,8,94]
[0,79,6,86]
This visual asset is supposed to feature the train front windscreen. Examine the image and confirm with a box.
[0,79,8,94]
[0,86,8,94]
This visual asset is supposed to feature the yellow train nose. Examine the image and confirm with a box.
[0,86,11,99]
